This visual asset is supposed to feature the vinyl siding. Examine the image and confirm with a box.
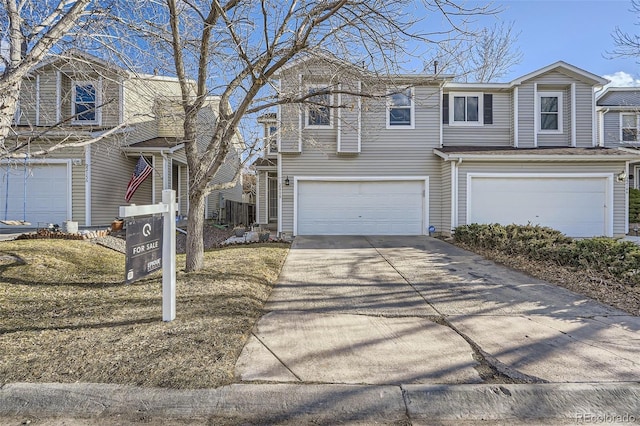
[280,84,442,235]
[602,111,622,146]
[257,170,268,224]
[440,160,452,233]
[34,61,122,127]
[517,84,536,148]
[454,160,627,236]
[337,80,361,153]
[17,77,37,126]
[443,91,511,146]
[90,138,152,225]
[517,71,595,148]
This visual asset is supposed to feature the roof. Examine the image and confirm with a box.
[446,61,609,90]
[434,146,640,161]
[274,51,453,83]
[510,61,608,87]
[123,137,184,153]
[253,158,277,168]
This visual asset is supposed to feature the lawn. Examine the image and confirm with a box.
[0,239,289,389]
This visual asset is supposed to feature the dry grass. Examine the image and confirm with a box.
[450,239,640,317]
[0,240,289,389]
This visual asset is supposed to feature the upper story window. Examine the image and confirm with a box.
[305,87,331,128]
[72,80,101,125]
[387,88,414,128]
[538,91,563,133]
[267,125,278,153]
[622,114,640,142]
[442,93,493,125]
[451,93,482,125]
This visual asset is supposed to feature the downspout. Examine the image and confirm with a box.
[451,157,462,233]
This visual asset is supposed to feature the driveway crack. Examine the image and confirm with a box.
[365,237,543,384]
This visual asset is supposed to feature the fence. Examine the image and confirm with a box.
[225,200,255,227]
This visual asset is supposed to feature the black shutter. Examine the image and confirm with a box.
[483,94,493,124]
[442,93,449,124]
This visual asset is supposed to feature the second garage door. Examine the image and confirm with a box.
[467,174,612,237]
[296,179,427,235]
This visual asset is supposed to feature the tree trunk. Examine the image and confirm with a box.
[0,79,21,147]
[185,187,206,272]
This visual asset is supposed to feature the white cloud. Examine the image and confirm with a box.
[603,71,640,87]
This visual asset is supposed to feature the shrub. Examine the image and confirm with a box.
[630,188,640,223]
[452,223,640,286]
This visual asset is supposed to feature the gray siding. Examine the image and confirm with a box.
[516,84,536,148]
[602,111,622,146]
[454,160,627,237]
[90,139,152,225]
[517,71,596,148]
[440,161,452,233]
[443,91,511,146]
[280,84,442,235]
[257,170,268,224]
[337,81,361,153]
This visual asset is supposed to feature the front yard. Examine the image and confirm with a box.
[0,239,289,389]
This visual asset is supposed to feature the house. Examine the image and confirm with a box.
[255,56,639,238]
[3,50,243,228]
[596,87,640,189]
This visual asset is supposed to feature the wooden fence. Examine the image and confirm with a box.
[225,200,255,227]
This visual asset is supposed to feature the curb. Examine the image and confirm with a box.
[2,382,640,424]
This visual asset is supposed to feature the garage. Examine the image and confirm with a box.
[295,178,428,235]
[467,173,612,237]
[0,162,71,226]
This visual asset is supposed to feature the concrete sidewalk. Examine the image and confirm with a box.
[2,382,639,424]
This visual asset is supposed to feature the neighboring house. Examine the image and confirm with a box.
[3,50,243,228]
[596,87,640,189]
[255,57,639,238]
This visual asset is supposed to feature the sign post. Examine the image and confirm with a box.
[119,189,176,321]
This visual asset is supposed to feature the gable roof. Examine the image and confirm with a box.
[596,86,640,107]
[510,61,608,87]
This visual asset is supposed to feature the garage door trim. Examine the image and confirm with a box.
[294,176,429,236]
[466,172,614,237]
[0,159,73,225]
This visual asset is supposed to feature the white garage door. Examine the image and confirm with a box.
[0,163,70,226]
[468,174,611,237]
[296,179,426,235]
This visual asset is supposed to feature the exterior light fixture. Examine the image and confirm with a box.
[284,176,290,186]
[617,171,627,182]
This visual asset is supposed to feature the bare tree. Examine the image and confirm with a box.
[431,21,522,82]
[114,0,498,272]
[0,0,108,153]
[610,0,640,61]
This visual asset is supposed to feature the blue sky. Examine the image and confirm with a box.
[481,0,639,85]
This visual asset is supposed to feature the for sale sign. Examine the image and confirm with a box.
[125,216,163,283]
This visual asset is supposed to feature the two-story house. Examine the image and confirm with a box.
[255,56,639,239]
[596,87,640,189]
[3,50,243,228]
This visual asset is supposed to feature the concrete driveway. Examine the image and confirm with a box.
[235,236,640,385]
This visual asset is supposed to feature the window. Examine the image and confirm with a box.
[306,87,331,127]
[72,81,100,124]
[449,93,483,125]
[622,114,640,142]
[387,88,413,128]
[267,125,278,153]
[538,91,563,133]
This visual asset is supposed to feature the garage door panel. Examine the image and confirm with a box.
[297,180,425,236]
[468,176,609,238]
[1,164,69,225]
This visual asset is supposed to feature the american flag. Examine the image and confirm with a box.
[125,155,153,202]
